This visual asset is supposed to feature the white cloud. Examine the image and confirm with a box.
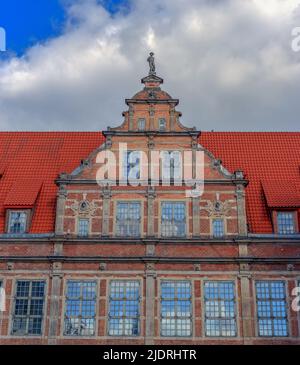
[0,0,300,131]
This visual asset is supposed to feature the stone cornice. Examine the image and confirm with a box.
[0,255,299,264]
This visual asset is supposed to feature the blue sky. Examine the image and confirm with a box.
[0,0,128,56]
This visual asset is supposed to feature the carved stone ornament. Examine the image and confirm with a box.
[70,199,99,217]
[99,263,107,271]
[201,200,232,217]
[105,136,112,149]
[146,263,155,271]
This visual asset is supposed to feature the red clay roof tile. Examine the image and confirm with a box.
[0,131,299,234]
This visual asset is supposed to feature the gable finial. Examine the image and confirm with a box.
[147,52,156,75]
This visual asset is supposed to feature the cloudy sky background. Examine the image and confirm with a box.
[0,0,300,131]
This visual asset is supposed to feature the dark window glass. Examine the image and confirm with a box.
[12,281,45,335]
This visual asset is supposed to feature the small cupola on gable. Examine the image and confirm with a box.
[106,53,198,135]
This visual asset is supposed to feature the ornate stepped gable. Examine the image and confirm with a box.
[55,53,248,238]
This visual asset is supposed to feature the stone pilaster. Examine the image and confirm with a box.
[48,262,63,344]
[169,106,175,131]
[102,185,112,237]
[149,106,155,130]
[55,184,67,235]
[192,196,200,237]
[239,269,253,341]
[146,186,156,237]
[144,263,156,345]
[235,183,248,236]
[129,105,134,131]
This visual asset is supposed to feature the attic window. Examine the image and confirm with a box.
[7,211,28,234]
[159,118,166,131]
[277,211,296,234]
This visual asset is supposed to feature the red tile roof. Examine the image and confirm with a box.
[0,132,104,233]
[262,180,300,208]
[0,131,298,234]
[200,132,300,233]
[4,179,43,208]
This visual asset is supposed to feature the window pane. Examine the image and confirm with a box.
[161,281,192,337]
[116,202,141,237]
[12,280,45,336]
[78,218,89,237]
[277,212,295,234]
[159,118,166,131]
[64,281,97,336]
[138,118,145,131]
[213,219,224,237]
[161,202,186,237]
[108,281,140,336]
[256,281,288,337]
[8,212,27,234]
[204,281,236,337]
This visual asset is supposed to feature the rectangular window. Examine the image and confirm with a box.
[116,202,141,237]
[161,281,192,337]
[256,281,288,337]
[161,202,186,237]
[159,118,166,131]
[78,218,89,237]
[12,280,45,336]
[108,281,140,336]
[122,151,140,180]
[8,211,27,234]
[64,281,97,336]
[212,219,224,238]
[277,212,295,234]
[137,118,146,131]
[204,281,236,337]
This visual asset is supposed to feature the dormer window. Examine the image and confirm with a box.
[277,211,296,234]
[8,211,27,234]
[137,118,146,131]
[159,118,166,131]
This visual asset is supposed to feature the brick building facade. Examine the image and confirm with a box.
[0,61,300,345]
